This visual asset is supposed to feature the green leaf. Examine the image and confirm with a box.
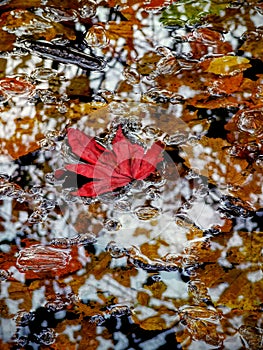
[160,0,230,28]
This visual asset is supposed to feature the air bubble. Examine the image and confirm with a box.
[79,2,97,18]
[256,155,263,167]
[165,132,188,145]
[0,174,10,183]
[0,269,11,281]
[77,233,97,245]
[104,219,122,231]
[31,68,58,82]
[85,25,109,48]
[28,210,47,223]
[143,125,164,138]
[57,103,68,114]
[15,336,28,347]
[123,67,140,84]
[45,300,65,312]
[237,108,263,136]
[50,233,96,247]
[40,199,56,211]
[134,205,160,220]
[45,173,55,183]
[114,200,131,212]
[146,186,160,200]
[193,184,209,198]
[106,305,131,318]
[106,241,127,258]
[15,311,35,326]
[34,328,56,345]
[90,314,105,325]
[185,169,201,179]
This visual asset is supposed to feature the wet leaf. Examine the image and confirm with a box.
[160,0,229,28]
[0,9,75,41]
[204,56,251,76]
[190,231,263,310]
[180,137,249,187]
[240,27,263,59]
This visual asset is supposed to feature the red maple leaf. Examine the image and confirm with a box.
[55,126,164,197]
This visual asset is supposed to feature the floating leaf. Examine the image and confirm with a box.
[0,9,75,41]
[204,56,251,76]
[160,0,229,27]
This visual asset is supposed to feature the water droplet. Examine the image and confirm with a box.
[38,138,56,150]
[0,173,10,183]
[106,241,127,258]
[104,219,122,231]
[78,1,97,18]
[28,210,47,223]
[90,314,105,325]
[0,269,11,281]
[31,68,58,82]
[85,25,109,48]
[15,335,28,347]
[123,67,140,84]
[45,173,55,183]
[164,132,188,145]
[143,125,164,138]
[185,169,201,179]
[134,205,160,220]
[34,328,56,345]
[106,305,131,318]
[50,238,69,248]
[77,233,97,245]
[256,155,263,167]
[57,103,68,114]
[114,199,131,212]
[193,184,208,198]
[15,311,35,326]
[237,108,263,136]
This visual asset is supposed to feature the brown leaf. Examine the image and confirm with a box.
[0,9,75,41]
[180,136,249,187]
[133,315,167,331]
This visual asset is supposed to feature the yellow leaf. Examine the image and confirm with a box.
[205,56,251,75]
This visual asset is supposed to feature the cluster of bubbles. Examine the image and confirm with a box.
[14,311,56,347]
[50,232,97,247]
[106,241,183,272]
[89,304,132,326]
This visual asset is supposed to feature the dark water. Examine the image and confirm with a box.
[0,1,262,349]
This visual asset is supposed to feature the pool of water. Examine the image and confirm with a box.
[0,1,262,349]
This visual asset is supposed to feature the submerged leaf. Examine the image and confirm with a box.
[160,0,229,27]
